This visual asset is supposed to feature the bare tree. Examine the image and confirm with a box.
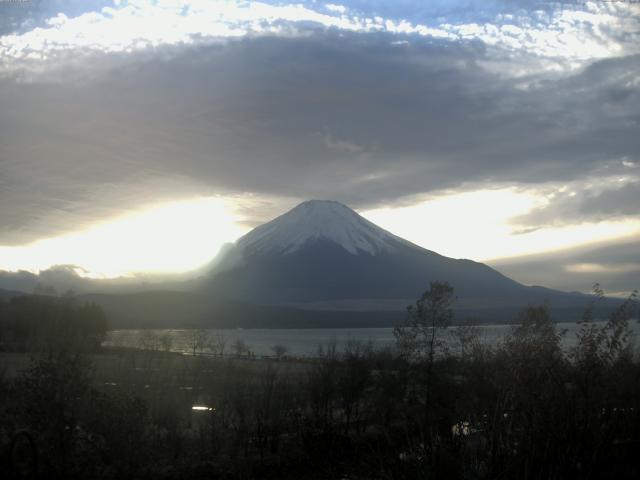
[186,329,211,356]
[159,334,173,352]
[394,281,454,363]
[271,344,288,359]
[451,321,481,359]
[394,281,455,436]
[337,339,371,433]
[211,332,227,358]
[232,338,247,358]
[138,330,159,351]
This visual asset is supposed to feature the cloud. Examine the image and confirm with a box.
[0,263,201,295]
[324,133,367,153]
[565,262,640,274]
[581,181,640,217]
[0,0,638,81]
[492,236,640,296]
[325,4,347,15]
[0,1,639,288]
[1,27,639,245]
[512,178,640,231]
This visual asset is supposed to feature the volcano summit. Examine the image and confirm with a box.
[204,200,590,320]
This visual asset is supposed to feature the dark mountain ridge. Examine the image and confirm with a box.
[204,200,599,317]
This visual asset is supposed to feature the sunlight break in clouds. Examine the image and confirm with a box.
[363,189,640,262]
[1,0,638,79]
[565,262,640,274]
[0,1,638,286]
[0,197,246,278]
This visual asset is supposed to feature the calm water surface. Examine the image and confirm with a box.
[104,321,640,358]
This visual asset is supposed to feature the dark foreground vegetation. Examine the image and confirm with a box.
[0,294,107,352]
[0,284,639,479]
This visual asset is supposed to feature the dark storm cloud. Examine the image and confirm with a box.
[1,23,640,243]
[581,182,640,216]
[492,236,640,296]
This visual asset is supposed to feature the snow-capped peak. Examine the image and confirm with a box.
[237,200,408,256]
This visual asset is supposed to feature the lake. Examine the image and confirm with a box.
[104,321,640,358]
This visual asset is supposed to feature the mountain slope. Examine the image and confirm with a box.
[204,200,589,316]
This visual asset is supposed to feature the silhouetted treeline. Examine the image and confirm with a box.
[1,284,639,479]
[0,295,107,352]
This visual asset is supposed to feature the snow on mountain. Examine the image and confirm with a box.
[237,200,414,256]
[202,199,609,321]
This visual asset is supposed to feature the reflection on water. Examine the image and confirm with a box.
[103,322,639,358]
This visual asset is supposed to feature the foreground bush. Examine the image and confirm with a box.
[0,285,638,479]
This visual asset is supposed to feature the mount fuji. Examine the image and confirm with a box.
[59,199,618,328]
[203,200,592,321]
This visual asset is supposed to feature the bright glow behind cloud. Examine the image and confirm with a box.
[363,189,640,261]
[0,197,246,277]
[0,1,638,284]
[1,0,638,79]
[1,190,639,278]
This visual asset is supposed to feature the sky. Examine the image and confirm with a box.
[0,0,639,294]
